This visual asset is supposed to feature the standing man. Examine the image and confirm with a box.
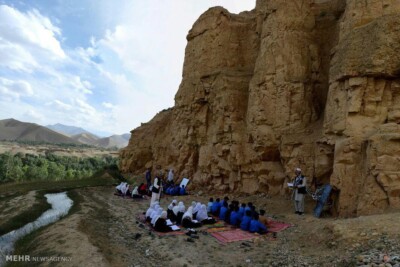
[151,175,161,206]
[145,168,152,190]
[293,168,307,215]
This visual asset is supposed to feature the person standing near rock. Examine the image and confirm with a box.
[145,168,152,190]
[150,175,162,206]
[293,168,307,215]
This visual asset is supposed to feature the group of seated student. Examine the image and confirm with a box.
[145,199,216,233]
[164,184,187,196]
[209,197,269,234]
[115,182,148,199]
[144,196,269,234]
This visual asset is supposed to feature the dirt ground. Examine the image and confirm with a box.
[4,186,399,267]
[0,191,37,224]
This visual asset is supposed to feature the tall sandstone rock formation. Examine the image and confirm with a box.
[120,0,400,217]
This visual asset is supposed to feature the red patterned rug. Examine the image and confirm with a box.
[267,220,293,233]
[210,229,258,244]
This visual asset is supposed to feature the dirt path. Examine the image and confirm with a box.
[9,187,400,267]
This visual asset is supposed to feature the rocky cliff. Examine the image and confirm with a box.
[120,0,400,217]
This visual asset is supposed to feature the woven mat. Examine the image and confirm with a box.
[210,229,258,244]
[267,220,293,233]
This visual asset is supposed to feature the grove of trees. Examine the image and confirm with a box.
[0,152,118,183]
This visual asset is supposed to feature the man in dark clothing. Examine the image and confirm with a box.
[145,168,152,190]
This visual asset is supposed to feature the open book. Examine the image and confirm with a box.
[166,219,173,226]
[170,225,180,231]
[287,183,294,187]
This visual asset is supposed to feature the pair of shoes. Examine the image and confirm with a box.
[298,212,304,216]
[186,237,195,242]
[295,211,299,214]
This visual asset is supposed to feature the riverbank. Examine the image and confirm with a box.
[3,186,399,266]
[0,170,118,237]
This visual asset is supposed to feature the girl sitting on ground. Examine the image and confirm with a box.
[196,204,216,225]
[154,211,173,232]
[181,206,202,228]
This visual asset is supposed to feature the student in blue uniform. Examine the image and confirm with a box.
[211,198,221,216]
[245,202,253,212]
[240,210,252,231]
[179,185,187,195]
[207,198,214,213]
[238,203,246,219]
[229,206,240,226]
[225,204,234,224]
[219,201,228,221]
[249,214,267,234]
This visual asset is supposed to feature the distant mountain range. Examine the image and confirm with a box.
[46,123,93,137]
[0,119,130,149]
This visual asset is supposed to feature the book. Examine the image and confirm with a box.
[287,183,294,187]
[171,225,180,231]
[166,219,173,226]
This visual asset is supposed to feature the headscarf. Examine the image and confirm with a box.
[116,182,124,190]
[182,206,193,222]
[167,169,174,182]
[160,211,167,219]
[150,204,160,219]
[178,202,186,213]
[196,204,208,222]
[193,202,202,214]
[154,211,168,226]
[173,204,180,216]
[191,201,196,209]
[146,203,156,217]
[121,183,129,195]
[168,199,177,210]
[131,186,139,196]
[151,207,163,226]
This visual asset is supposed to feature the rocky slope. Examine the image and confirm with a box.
[120,0,400,216]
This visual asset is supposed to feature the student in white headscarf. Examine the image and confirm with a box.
[196,204,216,225]
[149,205,161,222]
[181,206,202,228]
[146,202,158,221]
[121,183,130,197]
[131,186,143,199]
[115,182,125,195]
[192,202,202,220]
[167,169,174,183]
[154,211,172,232]
[167,199,177,220]
[173,201,185,224]
[151,207,163,226]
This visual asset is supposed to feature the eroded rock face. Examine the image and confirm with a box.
[120,0,400,216]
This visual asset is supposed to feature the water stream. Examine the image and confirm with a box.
[0,192,73,266]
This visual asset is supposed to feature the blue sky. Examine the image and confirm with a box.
[0,0,255,136]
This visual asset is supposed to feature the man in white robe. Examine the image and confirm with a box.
[150,176,161,206]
